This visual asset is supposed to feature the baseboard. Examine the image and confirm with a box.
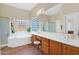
[0,44,8,48]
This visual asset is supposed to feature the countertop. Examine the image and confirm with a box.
[32,32,79,48]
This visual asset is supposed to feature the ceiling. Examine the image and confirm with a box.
[44,4,63,16]
[3,3,63,16]
[3,3,37,11]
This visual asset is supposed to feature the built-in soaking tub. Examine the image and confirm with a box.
[8,32,32,47]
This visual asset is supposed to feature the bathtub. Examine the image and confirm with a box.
[8,31,32,47]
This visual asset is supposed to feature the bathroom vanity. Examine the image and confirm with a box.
[31,32,79,55]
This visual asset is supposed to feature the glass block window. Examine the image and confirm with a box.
[13,19,30,32]
[32,17,39,31]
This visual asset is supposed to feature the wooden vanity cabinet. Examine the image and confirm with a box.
[50,40,62,55]
[32,34,79,55]
[62,44,79,55]
[41,37,50,55]
[31,34,37,44]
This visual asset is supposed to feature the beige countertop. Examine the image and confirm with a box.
[32,32,79,48]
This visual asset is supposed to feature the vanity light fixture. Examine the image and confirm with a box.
[36,8,45,16]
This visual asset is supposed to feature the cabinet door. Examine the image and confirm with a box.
[42,38,49,55]
[31,35,37,43]
[62,44,79,55]
[50,40,61,55]
[71,47,79,55]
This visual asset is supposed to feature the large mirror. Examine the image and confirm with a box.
[37,4,62,33]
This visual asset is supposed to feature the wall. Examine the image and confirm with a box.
[0,4,31,47]
[63,3,79,15]
[0,4,31,19]
[49,4,79,34]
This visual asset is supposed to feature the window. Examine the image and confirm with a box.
[32,17,39,32]
[11,19,30,32]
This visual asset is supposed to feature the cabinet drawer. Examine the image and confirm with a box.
[42,38,49,46]
[42,44,48,49]
[42,41,49,47]
[37,36,41,40]
[42,45,49,54]
[42,38,49,43]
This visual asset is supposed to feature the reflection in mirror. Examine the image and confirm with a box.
[42,21,56,32]
[64,12,79,38]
